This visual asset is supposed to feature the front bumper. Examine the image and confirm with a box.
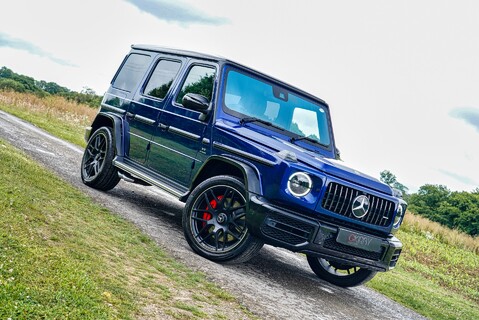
[247,195,402,272]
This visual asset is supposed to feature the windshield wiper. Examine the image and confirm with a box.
[239,117,286,131]
[290,135,321,145]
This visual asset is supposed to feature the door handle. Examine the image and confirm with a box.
[158,123,169,130]
[126,112,135,120]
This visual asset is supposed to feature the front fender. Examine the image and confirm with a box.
[183,155,263,202]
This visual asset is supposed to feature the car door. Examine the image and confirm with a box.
[147,62,217,186]
[107,52,152,163]
[128,57,183,164]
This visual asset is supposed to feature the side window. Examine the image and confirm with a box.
[112,54,151,92]
[176,65,216,105]
[144,60,181,99]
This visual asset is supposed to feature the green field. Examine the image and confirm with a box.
[0,139,254,319]
[1,91,478,319]
[368,226,478,319]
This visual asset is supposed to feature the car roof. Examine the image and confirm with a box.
[131,44,227,63]
[131,44,327,105]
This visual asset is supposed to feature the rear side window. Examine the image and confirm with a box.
[176,65,216,105]
[112,53,151,92]
[144,60,181,99]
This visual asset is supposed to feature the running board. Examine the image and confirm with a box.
[113,156,189,199]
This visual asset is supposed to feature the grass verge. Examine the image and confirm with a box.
[0,139,254,319]
[1,90,478,319]
[368,216,479,319]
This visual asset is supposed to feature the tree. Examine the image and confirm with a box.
[81,86,97,96]
[37,80,69,95]
[0,66,102,107]
[407,184,479,236]
[379,170,409,196]
[0,78,26,92]
[176,74,215,103]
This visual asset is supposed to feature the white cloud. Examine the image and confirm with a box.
[124,0,228,25]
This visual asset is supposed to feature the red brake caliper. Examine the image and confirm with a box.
[202,195,223,227]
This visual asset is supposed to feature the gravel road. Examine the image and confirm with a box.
[0,110,426,320]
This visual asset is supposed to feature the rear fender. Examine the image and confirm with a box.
[89,112,126,157]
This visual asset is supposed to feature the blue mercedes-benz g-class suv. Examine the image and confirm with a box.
[81,45,407,287]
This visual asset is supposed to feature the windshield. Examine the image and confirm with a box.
[223,69,331,146]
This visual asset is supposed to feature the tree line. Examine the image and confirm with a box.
[0,66,101,108]
[380,170,478,237]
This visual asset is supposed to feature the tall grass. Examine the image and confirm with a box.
[0,90,97,147]
[369,211,479,319]
[0,90,97,124]
[402,212,479,254]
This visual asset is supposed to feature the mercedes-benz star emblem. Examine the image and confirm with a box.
[351,195,370,218]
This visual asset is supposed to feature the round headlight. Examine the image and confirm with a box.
[287,172,312,197]
[393,203,406,227]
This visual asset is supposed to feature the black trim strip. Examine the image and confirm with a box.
[168,126,201,141]
[213,142,275,166]
[102,103,126,114]
[134,114,156,125]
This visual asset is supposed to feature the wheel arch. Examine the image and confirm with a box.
[88,112,126,157]
[181,156,263,202]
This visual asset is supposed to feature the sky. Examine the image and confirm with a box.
[1,0,479,193]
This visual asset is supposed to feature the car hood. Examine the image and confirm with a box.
[217,120,393,196]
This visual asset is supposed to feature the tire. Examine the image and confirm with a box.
[307,256,377,287]
[81,126,120,191]
[182,175,263,263]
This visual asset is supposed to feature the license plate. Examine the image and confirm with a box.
[336,228,384,252]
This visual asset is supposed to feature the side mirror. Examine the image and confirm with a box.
[335,148,341,160]
[182,93,210,113]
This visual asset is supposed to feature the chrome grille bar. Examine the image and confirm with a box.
[321,182,395,227]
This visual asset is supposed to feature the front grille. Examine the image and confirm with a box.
[261,213,315,246]
[321,182,395,227]
[323,238,384,261]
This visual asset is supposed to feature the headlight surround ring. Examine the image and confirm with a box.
[287,172,313,197]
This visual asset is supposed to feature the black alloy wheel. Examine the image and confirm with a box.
[81,126,120,191]
[183,176,263,263]
[307,256,377,287]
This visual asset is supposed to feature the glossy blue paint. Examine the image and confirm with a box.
[87,45,406,273]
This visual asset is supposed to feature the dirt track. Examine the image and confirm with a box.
[0,110,426,320]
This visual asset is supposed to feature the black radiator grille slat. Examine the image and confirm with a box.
[321,182,395,227]
[369,197,378,225]
[338,187,349,215]
[261,214,315,246]
[372,199,383,225]
[333,184,343,213]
